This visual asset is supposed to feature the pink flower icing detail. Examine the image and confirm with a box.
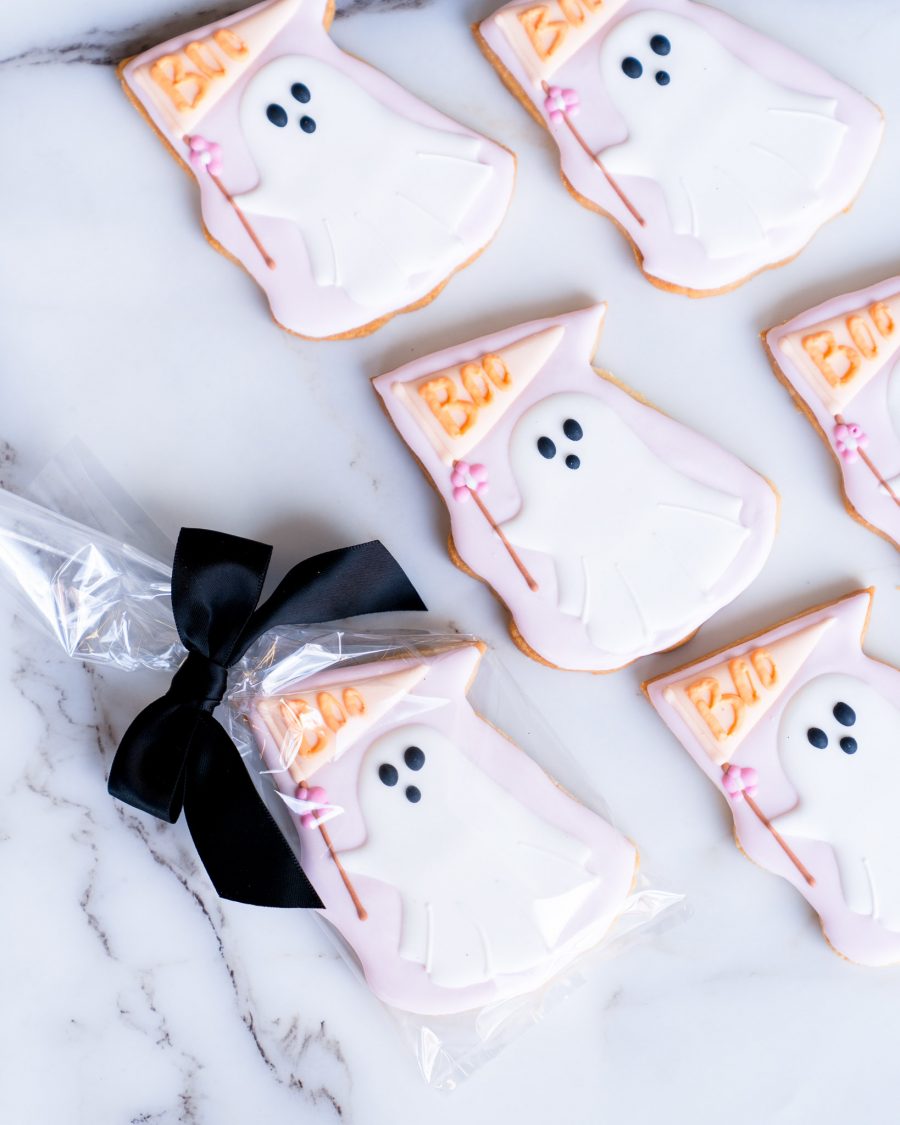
[451,461,489,503]
[833,422,869,464]
[544,86,580,124]
[722,765,758,801]
[187,135,223,177]
[295,784,329,830]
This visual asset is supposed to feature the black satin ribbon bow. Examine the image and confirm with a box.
[108,528,424,908]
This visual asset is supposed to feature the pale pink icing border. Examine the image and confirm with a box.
[250,645,638,1014]
[765,277,900,551]
[646,590,900,967]
[478,0,883,295]
[121,0,516,339]
[372,306,778,671]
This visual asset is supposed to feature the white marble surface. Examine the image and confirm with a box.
[2,0,900,1120]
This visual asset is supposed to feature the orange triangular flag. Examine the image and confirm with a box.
[663,620,833,765]
[392,323,566,463]
[253,664,427,783]
[494,0,629,85]
[777,290,900,415]
[131,0,300,135]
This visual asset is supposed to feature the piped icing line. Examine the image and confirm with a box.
[296,784,369,921]
[450,461,539,591]
[186,135,276,269]
[540,79,646,227]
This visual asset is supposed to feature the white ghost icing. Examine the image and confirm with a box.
[236,55,494,308]
[775,673,900,930]
[501,392,749,655]
[340,724,601,990]
[598,11,848,259]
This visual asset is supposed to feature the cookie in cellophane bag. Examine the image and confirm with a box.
[228,628,682,1083]
[0,455,681,1087]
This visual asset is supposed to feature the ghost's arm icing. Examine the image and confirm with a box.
[771,804,818,841]
[339,839,382,881]
[598,139,664,204]
[235,183,296,222]
[598,139,639,177]
[553,554,587,619]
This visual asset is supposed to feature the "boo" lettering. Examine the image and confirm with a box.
[150,28,248,114]
[686,650,778,743]
[418,353,512,439]
[281,686,367,761]
[802,300,895,389]
[518,0,607,62]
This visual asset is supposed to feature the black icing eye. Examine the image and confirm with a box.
[291,82,311,104]
[833,701,856,727]
[378,763,398,786]
[299,116,317,134]
[565,454,581,470]
[655,70,671,86]
[563,418,583,441]
[537,436,556,459]
[621,56,643,79]
[405,785,422,803]
[650,34,671,55]
[807,727,828,749]
[840,737,858,755]
[404,746,425,771]
[266,103,288,127]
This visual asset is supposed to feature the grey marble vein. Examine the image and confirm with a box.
[4,619,351,1118]
[0,441,17,490]
[0,0,433,69]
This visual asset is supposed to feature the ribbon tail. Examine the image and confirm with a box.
[109,697,198,822]
[183,714,322,908]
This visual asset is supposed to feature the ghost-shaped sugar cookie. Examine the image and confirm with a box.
[765,276,900,551]
[373,305,778,672]
[645,589,900,966]
[120,0,515,339]
[246,644,638,1014]
[477,0,883,295]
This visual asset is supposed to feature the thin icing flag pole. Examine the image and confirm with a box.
[833,415,900,507]
[721,763,815,886]
[542,82,646,228]
[297,785,368,921]
[243,710,369,919]
[186,136,277,270]
[451,461,538,592]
